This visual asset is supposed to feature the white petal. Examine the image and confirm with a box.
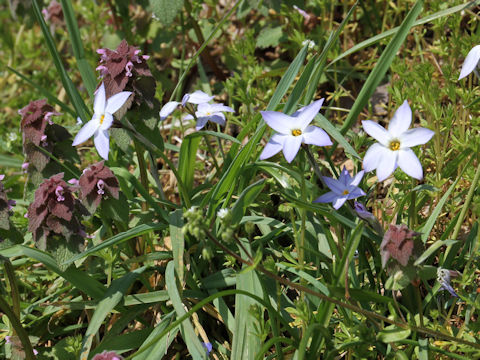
[261,111,294,135]
[459,45,480,80]
[94,83,106,114]
[181,94,190,106]
[208,103,234,113]
[160,101,180,120]
[397,148,423,180]
[105,91,132,115]
[313,191,338,204]
[99,112,113,131]
[323,176,345,194]
[363,143,383,172]
[259,137,283,160]
[195,117,209,130]
[399,127,434,148]
[362,120,390,146]
[302,126,332,147]
[187,90,214,104]
[350,170,365,186]
[388,100,412,137]
[184,114,194,120]
[295,98,324,129]
[94,130,110,160]
[282,136,302,163]
[72,119,99,146]
[332,196,348,210]
[376,148,398,182]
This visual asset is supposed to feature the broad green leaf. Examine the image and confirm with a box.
[255,26,284,49]
[149,0,184,26]
[80,267,146,359]
[165,261,207,359]
[377,325,411,343]
[340,0,424,134]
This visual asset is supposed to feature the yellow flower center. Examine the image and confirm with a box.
[291,129,302,137]
[342,190,349,195]
[99,114,105,125]
[389,139,401,151]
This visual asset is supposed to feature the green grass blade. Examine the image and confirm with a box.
[329,1,478,67]
[266,44,308,111]
[0,245,106,299]
[316,114,360,159]
[0,154,23,168]
[7,66,76,117]
[231,179,265,224]
[80,267,146,360]
[59,0,97,96]
[178,134,201,196]
[169,210,185,284]
[165,261,207,359]
[62,223,167,265]
[339,0,424,135]
[31,0,90,122]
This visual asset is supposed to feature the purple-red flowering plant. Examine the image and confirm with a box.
[92,351,123,360]
[78,161,120,213]
[380,224,421,268]
[27,173,87,262]
[96,39,155,108]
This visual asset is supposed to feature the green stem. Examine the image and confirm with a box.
[414,282,424,328]
[0,296,35,360]
[303,145,326,188]
[452,155,480,240]
[202,229,480,351]
[203,135,221,173]
[409,185,417,229]
[3,259,20,320]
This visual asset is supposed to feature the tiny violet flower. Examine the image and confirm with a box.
[72,83,132,160]
[202,341,213,355]
[159,90,214,120]
[362,100,434,181]
[184,102,234,130]
[314,167,365,209]
[55,186,65,202]
[458,45,480,80]
[437,268,460,298]
[260,99,332,163]
[96,179,105,195]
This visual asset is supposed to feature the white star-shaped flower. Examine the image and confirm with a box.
[362,100,434,181]
[260,99,332,163]
[72,83,131,160]
[184,102,234,130]
[159,90,214,120]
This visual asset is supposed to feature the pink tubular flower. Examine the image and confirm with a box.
[92,351,123,360]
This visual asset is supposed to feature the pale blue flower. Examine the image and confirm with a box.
[459,45,480,80]
[159,90,214,120]
[362,100,434,181]
[72,83,132,160]
[314,167,365,209]
[184,102,234,130]
[260,99,332,163]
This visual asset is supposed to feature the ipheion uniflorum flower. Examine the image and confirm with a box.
[362,100,434,181]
